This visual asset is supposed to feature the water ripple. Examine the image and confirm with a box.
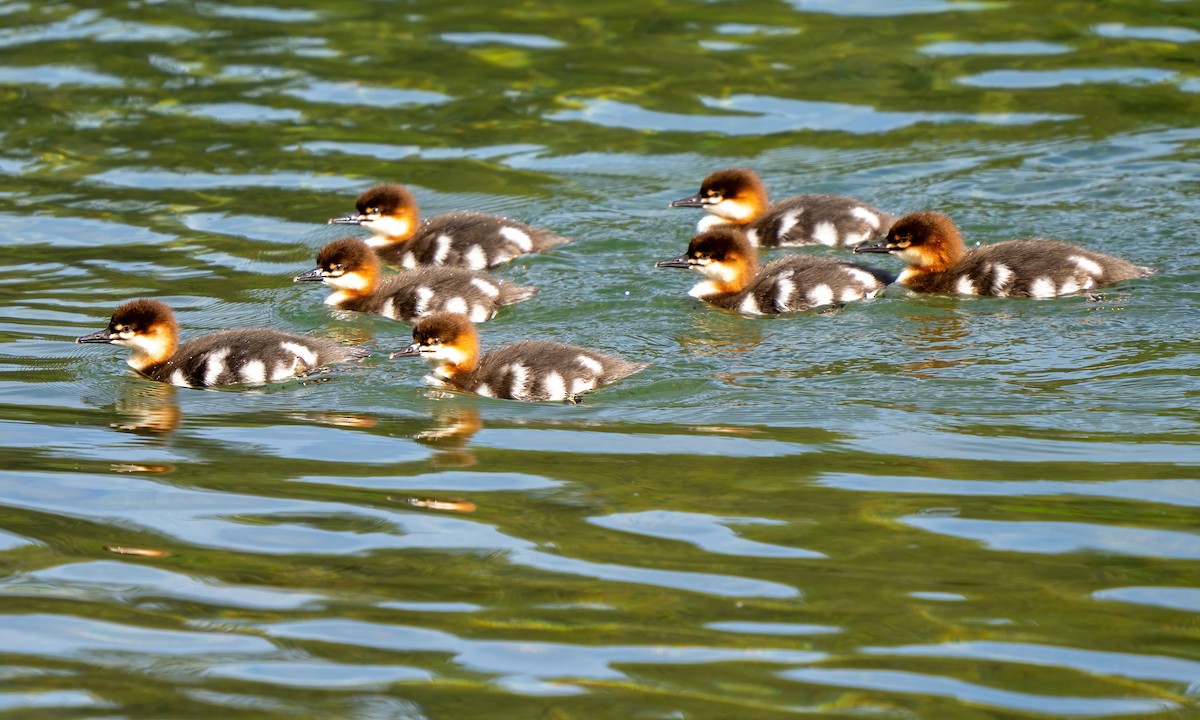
[901,515,1200,559]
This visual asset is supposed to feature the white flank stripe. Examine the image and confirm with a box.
[445,296,468,315]
[470,304,490,322]
[241,360,267,385]
[739,294,761,314]
[433,234,452,265]
[844,266,881,288]
[509,364,529,400]
[776,210,801,240]
[745,228,760,246]
[470,277,500,297]
[851,206,880,229]
[543,371,567,401]
[1059,278,1081,295]
[465,245,488,270]
[571,377,596,396]
[402,252,418,269]
[956,276,977,295]
[812,221,838,247]
[380,297,396,319]
[577,355,603,374]
[413,287,434,315]
[1069,254,1103,277]
[281,341,319,367]
[203,348,231,386]
[476,383,494,398]
[1030,277,1057,298]
[991,263,1013,295]
[499,225,533,252]
[169,369,190,387]
[807,283,834,307]
[840,287,865,302]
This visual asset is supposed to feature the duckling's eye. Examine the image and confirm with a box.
[706,193,723,203]
[365,207,379,215]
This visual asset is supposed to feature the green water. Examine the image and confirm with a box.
[1,0,1199,717]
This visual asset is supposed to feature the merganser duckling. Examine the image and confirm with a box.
[669,168,895,248]
[328,184,571,270]
[294,237,537,323]
[392,312,647,403]
[853,211,1154,297]
[656,228,894,314]
[76,299,367,387]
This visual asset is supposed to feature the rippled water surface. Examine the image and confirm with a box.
[2,0,1199,717]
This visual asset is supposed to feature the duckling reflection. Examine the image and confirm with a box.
[112,380,182,435]
[412,405,483,468]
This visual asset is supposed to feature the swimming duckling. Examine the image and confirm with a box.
[854,211,1154,297]
[77,299,367,387]
[329,184,570,270]
[392,312,647,403]
[295,237,537,323]
[670,168,895,248]
[656,228,894,314]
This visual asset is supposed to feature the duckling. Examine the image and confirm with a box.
[295,237,537,323]
[656,228,894,314]
[854,211,1154,297]
[670,168,895,248]
[392,312,647,403]
[329,184,570,269]
[77,299,367,387]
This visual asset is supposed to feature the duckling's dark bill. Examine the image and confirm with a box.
[655,256,691,268]
[852,240,891,254]
[293,267,326,282]
[390,344,422,359]
[669,195,706,208]
[327,213,366,226]
[76,329,114,344]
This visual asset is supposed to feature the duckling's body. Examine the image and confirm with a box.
[854,211,1153,297]
[394,312,647,403]
[329,185,570,270]
[670,168,894,249]
[657,228,894,314]
[296,237,536,323]
[77,299,366,387]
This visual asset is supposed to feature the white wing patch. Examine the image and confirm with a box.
[543,371,567,401]
[774,274,795,311]
[380,297,396,319]
[807,283,834,307]
[475,383,494,398]
[1029,277,1057,298]
[850,206,880,229]
[240,360,266,385]
[444,296,468,315]
[990,263,1013,296]
[839,287,865,302]
[812,221,838,247]
[169,369,190,387]
[955,276,977,295]
[470,277,500,297]
[401,252,418,269]
[281,341,319,367]
[508,363,529,400]
[1059,278,1081,295]
[843,267,881,289]
[203,348,231,386]
[577,355,603,374]
[414,287,434,316]
[745,228,760,246]
[469,304,490,323]
[465,245,488,270]
[571,377,597,396]
[739,293,762,314]
[433,234,453,265]
[776,210,802,241]
[272,360,299,382]
[499,226,533,252]
[1068,255,1103,277]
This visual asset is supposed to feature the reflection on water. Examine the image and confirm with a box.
[2,0,1199,717]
